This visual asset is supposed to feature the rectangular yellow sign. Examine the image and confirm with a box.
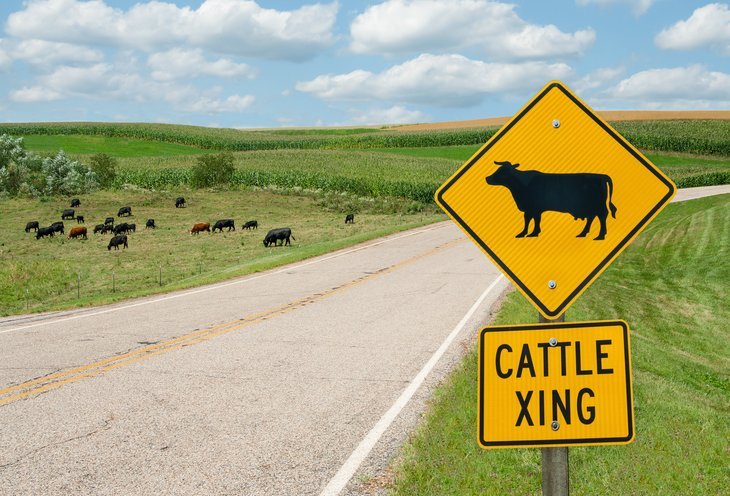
[478,320,633,448]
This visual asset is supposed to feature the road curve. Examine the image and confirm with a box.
[0,221,508,495]
[0,185,726,495]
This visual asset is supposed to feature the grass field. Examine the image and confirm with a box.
[389,194,729,495]
[0,190,442,316]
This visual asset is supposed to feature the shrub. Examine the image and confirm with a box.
[88,153,118,187]
[42,150,99,195]
[191,152,235,187]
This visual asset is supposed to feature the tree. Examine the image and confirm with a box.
[89,153,118,188]
[191,152,235,188]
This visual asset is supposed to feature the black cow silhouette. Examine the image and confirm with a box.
[486,161,617,240]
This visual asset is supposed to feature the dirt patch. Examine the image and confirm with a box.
[393,110,730,132]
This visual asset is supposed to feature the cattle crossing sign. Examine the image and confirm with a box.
[478,320,633,448]
[435,81,676,318]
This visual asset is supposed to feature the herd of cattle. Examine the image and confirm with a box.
[25,196,355,251]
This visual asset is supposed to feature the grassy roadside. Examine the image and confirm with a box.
[389,194,729,495]
[0,189,443,316]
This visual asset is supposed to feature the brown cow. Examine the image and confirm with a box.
[190,222,210,234]
[69,226,87,239]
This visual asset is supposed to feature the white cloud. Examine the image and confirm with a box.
[10,62,255,113]
[655,3,730,54]
[10,86,62,102]
[350,0,595,59]
[351,106,427,125]
[296,54,573,106]
[148,49,256,81]
[604,65,730,108]
[13,39,104,66]
[573,66,625,93]
[576,0,654,16]
[0,43,11,70]
[6,0,338,61]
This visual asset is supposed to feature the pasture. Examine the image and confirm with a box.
[0,189,441,315]
[388,194,729,495]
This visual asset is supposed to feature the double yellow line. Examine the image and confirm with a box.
[0,238,465,408]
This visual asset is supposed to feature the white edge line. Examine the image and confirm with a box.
[0,224,447,335]
[318,274,506,496]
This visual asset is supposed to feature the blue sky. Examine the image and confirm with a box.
[0,0,728,127]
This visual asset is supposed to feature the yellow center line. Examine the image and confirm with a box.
[0,238,466,408]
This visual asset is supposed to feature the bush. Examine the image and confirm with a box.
[191,152,235,187]
[88,153,118,187]
[42,150,99,195]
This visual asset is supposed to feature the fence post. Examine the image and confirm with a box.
[539,312,569,496]
[112,271,115,293]
[77,273,80,299]
[159,265,162,286]
[25,288,29,311]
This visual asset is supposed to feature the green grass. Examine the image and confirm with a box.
[0,190,443,316]
[389,194,729,495]
[21,134,208,157]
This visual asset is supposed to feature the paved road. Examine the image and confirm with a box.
[0,186,726,495]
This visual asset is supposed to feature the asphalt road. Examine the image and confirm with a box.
[0,185,726,495]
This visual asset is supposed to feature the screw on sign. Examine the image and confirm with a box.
[435,80,676,319]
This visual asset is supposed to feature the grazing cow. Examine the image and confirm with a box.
[345,214,355,224]
[50,221,65,235]
[25,221,39,233]
[102,224,114,234]
[70,198,80,207]
[243,220,258,230]
[128,223,136,233]
[36,226,55,239]
[93,224,106,234]
[76,215,85,224]
[263,228,295,247]
[113,222,129,235]
[146,219,156,229]
[104,217,114,226]
[175,197,186,208]
[212,219,235,232]
[68,226,87,239]
[108,234,128,251]
[62,209,75,220]
[190,222,210,235]
[118,206,132,217]
[486,161,617,240]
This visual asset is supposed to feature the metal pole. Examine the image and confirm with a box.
[25,288,29,310]
[77,273,80,299]
[113,271,115,293]
[159,266,162,286]
[540,312,569,496]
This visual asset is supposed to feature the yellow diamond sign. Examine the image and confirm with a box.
[436,81,676,318]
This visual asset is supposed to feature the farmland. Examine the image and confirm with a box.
[0,189,441,315]
[1,118,729,316]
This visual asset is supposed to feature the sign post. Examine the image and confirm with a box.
[539,313,567,496]
[434,80,673,493]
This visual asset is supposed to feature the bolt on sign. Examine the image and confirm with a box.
[478,320,633,448]
[435,81,676,318]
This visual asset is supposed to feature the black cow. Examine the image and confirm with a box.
[25,221,39,233]
[113,222,129,235]
[345,214,355,224]
[70,198,80,207]
[128,223,136,233]
[102,224,114,234]
[243,220,258,230]
[62,209,75,220]
[50,221,65,234]
[213,219,235,232]
[263,228,294,247]
[486,161,617,240]
[146,219,156,229]
[36,226,55,239]
[76,215,85,224]
[104,217,114,226]
[108,234,128,251]
[118,206,132,217]
[93,224,106,234]
[175,197,186,208]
